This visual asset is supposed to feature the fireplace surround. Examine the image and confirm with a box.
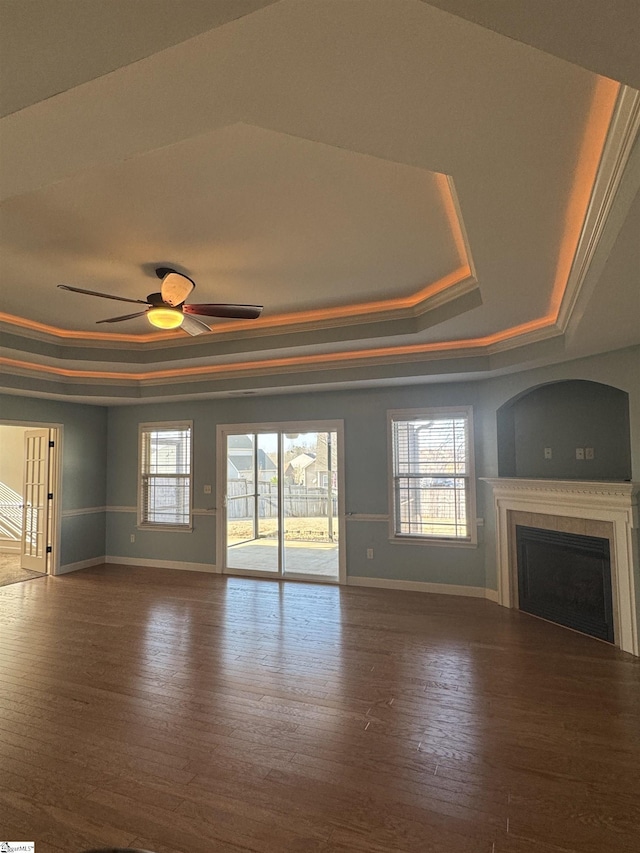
[483,478,639,656]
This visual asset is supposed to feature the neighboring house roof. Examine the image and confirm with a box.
[230,454,253,472]
[227,435,254,450]
[227,459,241,479]
[287,453,316,470]
[228,448,277,474]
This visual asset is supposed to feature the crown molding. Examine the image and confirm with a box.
[557,85,640,332]
[0,267,479,350]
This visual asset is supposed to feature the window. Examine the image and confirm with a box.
[389,408,475,543]
[139,423,192,528]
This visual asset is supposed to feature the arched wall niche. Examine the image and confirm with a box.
[496,379,631,480]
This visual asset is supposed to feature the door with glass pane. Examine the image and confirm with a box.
[21,429,50,572]
[222,424,342,581]
[226,433,279,572]
[282,430,339,577]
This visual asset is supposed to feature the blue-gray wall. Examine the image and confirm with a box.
[104,347,639,593]
[106,381,488,587]
[2,344,638,624]
[497,380,631,480]
[0,393,108,567]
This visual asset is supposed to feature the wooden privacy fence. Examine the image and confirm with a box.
[227,480,337,519]
[399,492,463,521]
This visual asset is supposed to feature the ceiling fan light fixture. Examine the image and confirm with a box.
[147,306,184,330]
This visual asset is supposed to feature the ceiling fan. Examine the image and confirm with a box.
[57,267,263,335]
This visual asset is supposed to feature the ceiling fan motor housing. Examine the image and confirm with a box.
[146,291,173,308]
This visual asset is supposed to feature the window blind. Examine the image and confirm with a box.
[392,414,470,539]
[140,425,191,527]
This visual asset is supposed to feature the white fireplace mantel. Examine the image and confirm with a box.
[482,478,639,656]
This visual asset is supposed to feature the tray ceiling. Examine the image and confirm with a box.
[0,0,638,403]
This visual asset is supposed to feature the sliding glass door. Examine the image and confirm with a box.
[225,432,279,572]
[282,431,339,576]
[220,422,343,582]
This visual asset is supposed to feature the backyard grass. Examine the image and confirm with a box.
[227,516,339,543]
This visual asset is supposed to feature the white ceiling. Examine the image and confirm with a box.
[0,0,278,117]
[421,1,640,90]
[0,0,638,403]
[1,123,462,324]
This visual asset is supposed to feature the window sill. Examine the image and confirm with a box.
[389,535,477,548]
[137,524,193,533]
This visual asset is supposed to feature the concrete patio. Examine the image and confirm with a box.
[226,538,339,578]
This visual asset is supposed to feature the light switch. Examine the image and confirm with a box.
[576,448,585,460]
[204,484,212,494]
[544,447,552,459]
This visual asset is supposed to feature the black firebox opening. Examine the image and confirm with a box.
[516,525,613,643]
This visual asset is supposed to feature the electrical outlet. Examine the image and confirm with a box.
[204,484,212,494]
[544,447,552,459]
[576,447,585,460]
[130,534,135,543]
[585,447,594,460]
[366,548,374,559]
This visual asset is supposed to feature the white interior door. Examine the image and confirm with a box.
[21,428,50,572]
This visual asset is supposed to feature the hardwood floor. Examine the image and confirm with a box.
[0,564,638,853]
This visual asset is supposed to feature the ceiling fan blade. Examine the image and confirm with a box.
[95,311,149,324]
[184,303,263,320]
[161,272,195,306]
[180,314,211,336]
[58,284,148,305]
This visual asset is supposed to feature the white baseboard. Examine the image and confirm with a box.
[0,545,20,554]
[56,556,105,575]
[105,555,220,573]
[347,575,496,600]
[54,556,500,599]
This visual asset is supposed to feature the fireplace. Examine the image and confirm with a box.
[482,478,639,656]
[515,525,613,642]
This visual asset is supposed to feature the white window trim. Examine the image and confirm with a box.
[138,420,193,531]
[387,406,477,547]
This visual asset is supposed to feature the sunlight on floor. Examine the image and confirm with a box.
[0,552,46,587]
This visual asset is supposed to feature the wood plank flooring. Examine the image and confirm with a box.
[0,564,639,853]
